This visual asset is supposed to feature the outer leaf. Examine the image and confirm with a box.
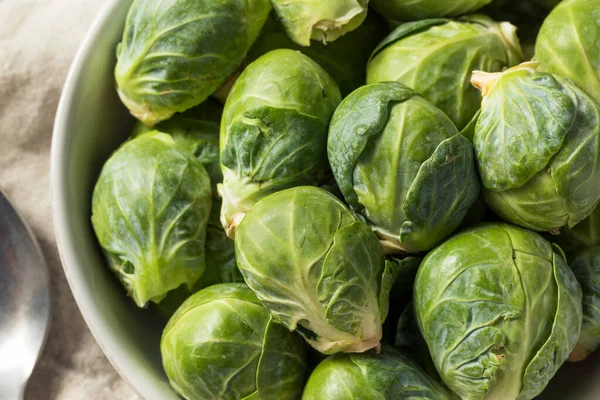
[400,134,480,252]
[270,0,368,46]
[161,284,308,400]
[91,133,212,307]
[414,223,581,399]
[367,15,522,130]
[519,247,582,399]
[473,65,576,191]
[235,187,387,354]
[115,0,272,125]
[302,346,452,400]
[245,12,387,96]
[549,78,600,227]
[535,0,600,106]
[327,82,417,211]
[568,247,600,361]
[370,0,492,21]
[317,222,386,343]
[220,49,341,237]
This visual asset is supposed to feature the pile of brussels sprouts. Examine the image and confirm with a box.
[91,0,600,398]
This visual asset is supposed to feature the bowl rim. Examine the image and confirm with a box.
[50,0,145,398]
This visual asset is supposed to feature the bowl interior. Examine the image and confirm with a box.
[51,1,600,398]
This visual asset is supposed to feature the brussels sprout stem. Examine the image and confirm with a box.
[472,62,541,97]
[375,230,417,255]
[217,180,255,239]
[471,71,501,97]
[309,329,382,354]
[116,87,170,127]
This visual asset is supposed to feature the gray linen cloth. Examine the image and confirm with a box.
[0,0,139,398]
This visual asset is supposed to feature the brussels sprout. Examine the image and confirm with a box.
[367,15,523,130]
[414,223,582,400]
[219,49,341,238]
[328,82,480,254]
[115,0,272,126]
[161,283,308,399]
[370,0,492,22]
[302,346,452,399]
[91,133,212,307]
[536,0,600,106]
[551,206,600,255]
[132,103,244,317]
[245,12,387,96]
[236,186,398,354]
[568,247,600,362]
[471,62,600,232]
[269,0,368,46]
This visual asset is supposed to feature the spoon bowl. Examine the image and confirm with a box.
[0,191,50,400]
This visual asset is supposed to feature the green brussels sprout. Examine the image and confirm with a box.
[245,12,387,96]
[219,49,341,238]
[370,0,492,22]
[471,62,600,232]
[131,102,244,317]
[367,15,523,130]
[236,186,399,354]
[161,283,308,399]
[414,223,582,400]
[301,346,452,399]
[551,206,600,255]
[115,0,272,126]
[568,247,600,362]
[536,0,600,106]
[91,133,212,307]
[328,82,480,254]
[269,0,368,46]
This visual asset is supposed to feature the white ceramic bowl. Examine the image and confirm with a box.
[51,1,600,398]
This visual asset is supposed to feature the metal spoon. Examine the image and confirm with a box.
[0,190,50,400]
